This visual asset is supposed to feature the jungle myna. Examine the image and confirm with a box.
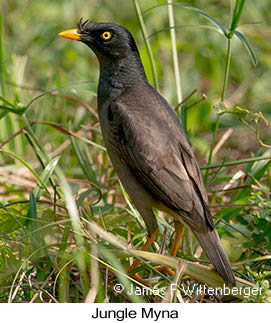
[59,19,236,286]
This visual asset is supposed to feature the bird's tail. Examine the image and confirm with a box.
[193,229,236,286]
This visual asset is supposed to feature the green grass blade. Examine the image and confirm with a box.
[200,155,270,170]
[0,149,50,195]
[0,96,17,107]
[24,81,96,112]
[133,0,159,89]
[33,156,61,200]
[130,250,256,300]
[167,0,183,105]
[144,3,227,35]
[28,192,40,255]
[69,123,95,183]
[98,246,144,303]
[57,169,89,294]
[0,104,25,115]
[148,24,221,38]
[0,10,6,96]
[234,30,257,66]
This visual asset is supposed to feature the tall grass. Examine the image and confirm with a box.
[0,0,270,303]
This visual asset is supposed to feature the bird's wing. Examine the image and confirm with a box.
[107,101,213,232]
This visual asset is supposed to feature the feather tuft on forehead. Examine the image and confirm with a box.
[77,18,95,33]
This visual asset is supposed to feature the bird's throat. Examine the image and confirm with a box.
[98,51,147,95]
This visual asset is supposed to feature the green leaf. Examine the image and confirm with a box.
[28,192,41,252]
[69,122,105,183]
[29,192,37,225]
[76,188,100,206]
[0,104,25,115]
[213,102,228,115]
[33,156,61,200]
[258,210,271,222]
[231,105,250,119]
[0,246,21,280]
[216,104,250,119]
[234,30,257,66]
[0,203,29,233]
[0,95,17,108]
[97,213,134,229]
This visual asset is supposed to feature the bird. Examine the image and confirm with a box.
[59,19,236,286]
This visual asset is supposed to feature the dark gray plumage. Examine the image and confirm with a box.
[59,20,236,286]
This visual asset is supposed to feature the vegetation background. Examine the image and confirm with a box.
[0,0,270,303]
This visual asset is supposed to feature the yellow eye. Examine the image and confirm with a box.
[101,31,112,41]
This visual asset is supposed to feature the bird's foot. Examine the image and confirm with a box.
[131,273,152,288]
[130,265,175,288]
[127,230,157,288]
[154,265,175,277]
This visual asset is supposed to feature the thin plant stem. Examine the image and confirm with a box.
[22,114,49,162]
[133,0,159,89]
[0,10,6,96]
[204,37,232,183]
[200,155,271,170]
[221,37,232,102]
[168,0,182,104]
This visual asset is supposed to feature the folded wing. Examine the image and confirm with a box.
[107,101,213,233]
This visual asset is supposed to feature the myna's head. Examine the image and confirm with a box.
[59,18,139,60]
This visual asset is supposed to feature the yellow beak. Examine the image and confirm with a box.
[59,29,82,41]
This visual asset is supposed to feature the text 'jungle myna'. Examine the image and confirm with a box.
[59,19,236,286]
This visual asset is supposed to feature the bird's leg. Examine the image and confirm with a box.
[129,230,157,287]
[170,221,185,257]
[155,221,184,276]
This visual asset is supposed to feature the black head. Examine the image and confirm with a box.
[60,19,139,60]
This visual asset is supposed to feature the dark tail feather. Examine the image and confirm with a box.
[193,229,236,286]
